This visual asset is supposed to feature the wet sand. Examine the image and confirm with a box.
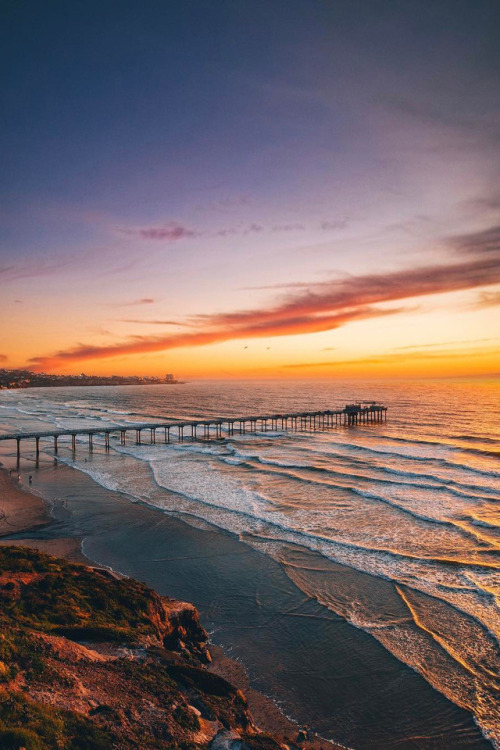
[0,465,336,747]
[0,470,87,561]
[0,470,50,536]
[3,459,491,749]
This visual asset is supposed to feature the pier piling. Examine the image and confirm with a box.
[2,403,387,460]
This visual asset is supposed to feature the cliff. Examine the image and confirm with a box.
[0,546,288,750]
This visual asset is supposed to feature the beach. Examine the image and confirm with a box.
[0,465,338,747]
[0,457,493,749]
[0,380,498,748]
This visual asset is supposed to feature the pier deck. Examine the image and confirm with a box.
[0,403,387,463]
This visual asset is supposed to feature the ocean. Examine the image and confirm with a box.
[0,379,499,749]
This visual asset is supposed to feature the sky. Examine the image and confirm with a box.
[1,0,499,379]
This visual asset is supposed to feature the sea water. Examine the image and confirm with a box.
[0,379,498,747]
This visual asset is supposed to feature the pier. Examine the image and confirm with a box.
[0,403,387,465]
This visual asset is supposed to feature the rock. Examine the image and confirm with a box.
[210,728,243,750]
[296,729,308,744]
[156,598,211,662]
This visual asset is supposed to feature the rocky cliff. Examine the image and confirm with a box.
[0,546,291,750]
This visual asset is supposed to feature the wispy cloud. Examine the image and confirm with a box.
[0,354,7,362]
[376,94,500,145]
[119,222,197,241]
[393,337,499,351]
[214,223,264,238]
[473,290,500,309]
[114,298,155,307]
[120,319,192,326]
[28,249,500,370]
[117,218,348,243]
[284,347,499,369]
[271,223,305,232]
[450,224,500,256]
[0,259,73,281]
[214,220,346,238]
[320,219,349,231]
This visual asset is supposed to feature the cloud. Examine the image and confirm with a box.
[393,337,499,351]
[473,291,500,309]
[320,220,349,231]
[272,223,305,232]
[114,298,155,307]
[0,354,7,362]
[119,218,347,244]
[119,222,197,241]
[284,347,499,369]
[120,319,192,326]
[199,256,499,332]
[284,357,388,368]
[376,94,500,145]
[27,250,500,371]
[450,224,500,256]
[0,259,73,281]
[214,223,264,238]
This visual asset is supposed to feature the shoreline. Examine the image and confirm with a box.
[0,457,494,749]
[0,465,337,748]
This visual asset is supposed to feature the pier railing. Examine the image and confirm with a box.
[0,403,387,463]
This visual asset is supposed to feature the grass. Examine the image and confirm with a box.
[0,546,164,644]
[0,546,281,749]
[0,692,115,750]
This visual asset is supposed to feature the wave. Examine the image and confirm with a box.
[373,431,500,454]
[142,460,499,574]
[313,441,500,479]
[227,444,500,501]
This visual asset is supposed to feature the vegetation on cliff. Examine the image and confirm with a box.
[0,546,284,750]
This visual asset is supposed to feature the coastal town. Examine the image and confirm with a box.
[0,369,183,389]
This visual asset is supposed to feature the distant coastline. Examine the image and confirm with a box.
[0,369,185,390]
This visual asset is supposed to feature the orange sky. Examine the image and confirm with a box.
[1,2,499,380]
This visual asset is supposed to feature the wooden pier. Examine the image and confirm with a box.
[0,403,387,464]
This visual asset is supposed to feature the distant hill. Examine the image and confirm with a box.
[0,369,184,389]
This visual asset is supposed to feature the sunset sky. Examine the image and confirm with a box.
[1,0,499,378]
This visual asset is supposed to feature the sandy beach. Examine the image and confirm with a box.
[0,469,50,536]
[0,469,87,562]
[2,452,490,749]
[0,464,336,747]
